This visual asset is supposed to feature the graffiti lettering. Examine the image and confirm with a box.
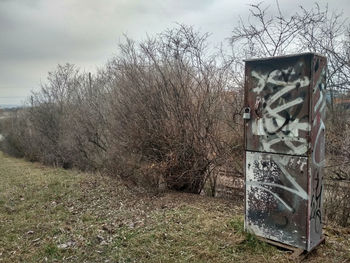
[251,64,310,155]
[310,172,322,233]
[310,67,326,234]
[247,155,308,213]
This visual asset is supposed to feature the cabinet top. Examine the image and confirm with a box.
[244,52,326,63]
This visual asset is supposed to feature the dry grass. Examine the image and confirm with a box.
[0,151,349,262]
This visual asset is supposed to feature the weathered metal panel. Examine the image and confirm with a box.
[244,54,312,156]
[308,55,327,250]
[245,151,308,249]
[243,53,327,252]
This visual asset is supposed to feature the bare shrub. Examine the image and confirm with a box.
[326,103,350,180]
[26,64,82,166]
[324,180,350,227]
[322,101,350,226]
[0,109,27,158]
[103,25,237,193]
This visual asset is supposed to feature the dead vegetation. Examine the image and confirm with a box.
[0,152,349,262]
[0,25,242,195]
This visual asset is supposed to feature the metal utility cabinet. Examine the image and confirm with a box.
[243,53,326,251]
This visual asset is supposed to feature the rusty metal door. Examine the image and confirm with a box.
[243,53,327,251]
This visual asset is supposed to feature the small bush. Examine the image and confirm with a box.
[324,180,350,227]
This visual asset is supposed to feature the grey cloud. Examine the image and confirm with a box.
[0,0,349,105]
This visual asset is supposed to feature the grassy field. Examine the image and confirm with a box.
[0,152,349,262]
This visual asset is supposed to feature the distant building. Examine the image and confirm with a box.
[334,97,350,110]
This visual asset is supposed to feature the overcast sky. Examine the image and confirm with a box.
[0,0,349,106]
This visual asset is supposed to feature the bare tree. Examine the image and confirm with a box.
[230,2,350,98]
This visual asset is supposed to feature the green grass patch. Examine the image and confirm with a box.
[44,243,61,259]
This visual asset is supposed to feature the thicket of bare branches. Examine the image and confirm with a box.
[0,25,242,194]
[230,2,350,99]
[102,28,239,192]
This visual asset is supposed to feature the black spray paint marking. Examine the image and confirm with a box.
[251,64,310,155]
[310,67,326,234]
